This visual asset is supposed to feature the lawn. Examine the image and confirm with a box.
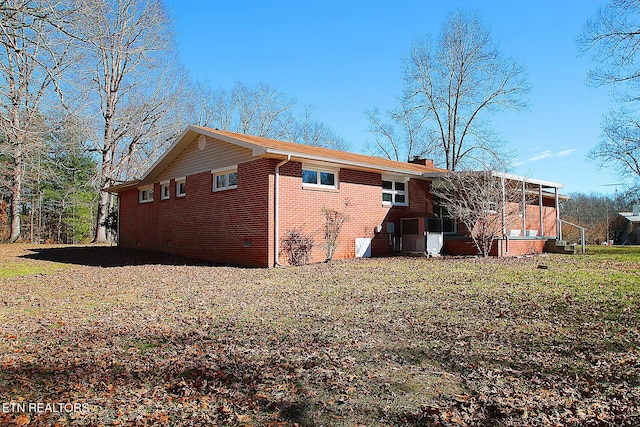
[0,245,638,426]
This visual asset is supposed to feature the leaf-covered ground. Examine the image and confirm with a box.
[0,244,639,426]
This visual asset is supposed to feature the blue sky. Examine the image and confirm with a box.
[165,0,622,195]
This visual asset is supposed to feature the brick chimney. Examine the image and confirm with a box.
[409,156,434,168]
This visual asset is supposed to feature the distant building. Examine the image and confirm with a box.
[619,205,640,245]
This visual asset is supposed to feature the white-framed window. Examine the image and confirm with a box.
[176,177,186,197]
[302,166,338,189]
[160,180,170,200]
[382,176,408,206]
[433,197,457,234]
[212,166,238,191]
[138,185,153,203]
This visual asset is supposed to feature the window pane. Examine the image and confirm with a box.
[395,181,405,191]
[178,182,185,195]
[302,169,317,184]
[320,172,335,186]
[443,218,456,233]
[162,185,169,198]
[395,194,406,204]
[216,175,226,188]
[382,180,393,190]
[382,192,393,202]
[228,172,238,186]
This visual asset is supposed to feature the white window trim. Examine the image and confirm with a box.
[382,176,409,206]
[212,166,238,192]
[301,165,339,189]
[138,185,154,203]
[160,180,170,200]
[175,177,186,197]
[433,205,458,234]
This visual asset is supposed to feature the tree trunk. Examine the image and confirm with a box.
[92,186,110,243]
[9,106,23,242]
[93,115,115,244]
[93,148,113,243]
[10,149,22,242]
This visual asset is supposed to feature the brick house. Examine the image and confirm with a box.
[108,126,567,266]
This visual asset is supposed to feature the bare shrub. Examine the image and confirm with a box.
[281,228,315,266]
[322,199,351,262]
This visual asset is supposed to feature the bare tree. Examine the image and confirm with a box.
[289,106,348,150]
[431,170,526,256]
[580,0,640,185]
[190,81,348,150]
[191,81,295,140]
[0,0,74,242]
[371,9,529,170]
[73,0,189,243]
[589,108,640,180]
[365,95,428,162]
[580,0,640,91]
[321,198,350,262]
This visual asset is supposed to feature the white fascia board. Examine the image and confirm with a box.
[422,170,564,189]
[262,148,426,177]
[193,126,266,153]
[106,180,140,193]
[491,171,564,189]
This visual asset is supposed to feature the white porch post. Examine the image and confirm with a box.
[501,176,506,236]
[555,186,561,240]
[521,180,527,236]
[539,184,544,237]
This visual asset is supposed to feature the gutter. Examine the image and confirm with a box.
[274,155,291,266]
[262,148,433,177]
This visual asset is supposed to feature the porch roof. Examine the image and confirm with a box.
[422,170,564,190]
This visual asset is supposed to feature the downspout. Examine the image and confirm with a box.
[274,155,291,266]
[116,194,120,247]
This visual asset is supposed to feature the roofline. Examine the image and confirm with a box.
[490,171,564,189]
[422,170,564,189]
[139,126,194,183]
[260,148,429,176]
[195,126,440,176]
[105,180,140,193]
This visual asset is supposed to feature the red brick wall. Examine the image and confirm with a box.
[502,202,558,238]
[118,158,274,267]
[277,162,433,264]
[443,237,547,256]
[494,238,547,256]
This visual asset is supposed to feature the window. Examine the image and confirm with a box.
[212,167,238,191]
[176,177,186,197]
[382,177,408,206]
[160,181,170,200]
[138,186,153,203]
[433,197,457,234]
[302,166,338,189]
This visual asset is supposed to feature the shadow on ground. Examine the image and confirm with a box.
[20,246,215,268]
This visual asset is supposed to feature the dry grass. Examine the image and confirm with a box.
[0,244,638,426]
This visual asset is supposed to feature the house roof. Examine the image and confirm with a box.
[107,125,446,192]
[619,212,640,223]
[422,170,564,190]
[195,126,445,175]
[106,125,566,196]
